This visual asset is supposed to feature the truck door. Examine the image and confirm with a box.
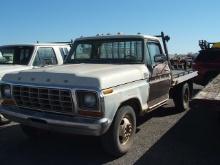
[146,41,171,109]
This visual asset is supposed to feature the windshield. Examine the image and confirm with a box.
[0,46,34,65]
[66,39,144,64]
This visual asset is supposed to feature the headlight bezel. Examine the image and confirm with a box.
[1,84,12,99]
[76,90,99,111]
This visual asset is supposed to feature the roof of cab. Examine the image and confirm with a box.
[0,43,70,47]
[75,34,159,41]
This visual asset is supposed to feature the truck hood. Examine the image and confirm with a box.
[0,65,31,80]
[2,64,148,89]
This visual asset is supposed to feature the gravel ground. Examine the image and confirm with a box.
[0,85,219,165]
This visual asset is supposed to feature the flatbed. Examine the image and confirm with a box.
[171,70,198,86]
[193,74,220,110]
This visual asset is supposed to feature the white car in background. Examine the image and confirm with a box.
[0,43,71,123]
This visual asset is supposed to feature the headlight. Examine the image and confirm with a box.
[76,91,98,110]
[84,93,97,107]
[1,84,12,98]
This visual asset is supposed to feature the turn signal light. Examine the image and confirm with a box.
[103,88,113,95]
[2,99,16,106]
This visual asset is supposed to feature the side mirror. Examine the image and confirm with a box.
[154,54,167,63]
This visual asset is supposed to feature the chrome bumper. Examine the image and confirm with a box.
[0,106,110,136]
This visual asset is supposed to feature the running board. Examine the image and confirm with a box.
[148,99,169,112]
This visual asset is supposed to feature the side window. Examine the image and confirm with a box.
[145,43,152,67]
[20,49,31,65]
[33,47,58,66]
[59,47,69,60]
[64,48,69,58]
[147,42,162,66]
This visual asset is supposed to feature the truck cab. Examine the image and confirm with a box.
[66,34,172,109]
[0,33,197,156]
[0,43,71,122]
[0,43,71,85]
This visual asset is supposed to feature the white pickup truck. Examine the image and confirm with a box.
[0,43,71,122]
[0,33,197,156]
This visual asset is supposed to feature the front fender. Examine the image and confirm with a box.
[102,80,149,123]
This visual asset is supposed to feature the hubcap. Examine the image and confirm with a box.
[119,116,133,145]
[184,90,189,103]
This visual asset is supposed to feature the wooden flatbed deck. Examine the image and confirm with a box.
[193,74,220,110]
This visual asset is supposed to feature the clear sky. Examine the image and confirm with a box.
[0,0,219,54]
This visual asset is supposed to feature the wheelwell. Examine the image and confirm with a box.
[119,98,142,117]
[169,81,193,98]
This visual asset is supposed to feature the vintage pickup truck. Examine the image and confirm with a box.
[0,43,70,123]
[0,33,197,156]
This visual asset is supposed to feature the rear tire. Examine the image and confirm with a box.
[173,83,190,111]
[101,105,136,157]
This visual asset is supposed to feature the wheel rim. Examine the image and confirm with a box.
[119,115,133,145]
[183,89,189,105]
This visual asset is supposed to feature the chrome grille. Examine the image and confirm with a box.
[12,85,74,114]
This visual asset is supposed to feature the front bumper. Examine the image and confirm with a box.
[0,105,110,136]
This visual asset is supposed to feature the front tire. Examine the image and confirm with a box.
[101,105,136,157]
